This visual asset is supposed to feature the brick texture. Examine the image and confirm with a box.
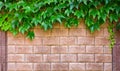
[7,22,112,71]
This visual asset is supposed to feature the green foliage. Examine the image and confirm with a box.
[0,0,120,45]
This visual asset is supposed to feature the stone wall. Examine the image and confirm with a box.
[7,21,112,71]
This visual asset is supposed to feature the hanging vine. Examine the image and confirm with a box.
[0,0,120,48]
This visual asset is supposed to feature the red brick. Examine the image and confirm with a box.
[104,46,112,54]
[34,63,50,71]
[51,46,68,54]
[53,23,60,28]
[78,37,94,45]
[34,46,51,54]
[86,63,103,71]
[69,29,86,36]
[16,46,33,54]
[8,54,24,62]
[61,54,77,62]
[52,28,68,36]
[104,28,110,37]
[78,54,94,62]
[95,54,112,63]
[8,63,16,71]
[69,45,85,53]
[77,20,86,29]
[25,54,42,63]
[104,63,112,71]
[8,45,15,54]
[34,29,51,36]
[43,54,60,62]
[16,63,32,71]
[86,46,103,54]
[33,37,43,45]
[60,37,77,45]
[24,38,34,45]
[95,37,110,45]
[51,63,68,71]
[69,63,85,71]
[43,37,59,45]
[86,28,104,37]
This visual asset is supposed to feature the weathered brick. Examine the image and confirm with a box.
[52,28,68,36]
[51,63,68,71]
[8,63,16,71]
[34,46,51,54]
[34,63,50,71]
[104,63,112,71]
[86,63,103,71]
[86,28,104,37]
[43,37,59,45]
[86,46,103,54]
[69,45,85,53]
[69,63,85,71]
[78,37,94,45]
[34,28,51,36]
[25,54,42,63]
[69,29,86,36]
[95,54,112,63]
[77,20,86,29]
[104,28,110,37]
[16,63,32,71]
[24,38,34,45]
[61,54,77,62]
[95,37,109,45]
[60,37,77,45]
[78,54,94,62]
[33,37,43,45]
[51,46,68,54]
[8,54,24,62]
[43,54,60,62]
[104,46,112,54]
[8,45,15,54]
[16,46,33,54]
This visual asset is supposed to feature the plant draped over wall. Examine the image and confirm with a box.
[0,0,120,48]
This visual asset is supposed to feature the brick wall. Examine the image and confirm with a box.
[7,21,112,71]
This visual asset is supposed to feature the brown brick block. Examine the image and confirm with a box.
[33,37,43,45]
[8,54,24,62]
[69,63,85,71]
[8,63,16,71]
[104,63,112,71]
[52,28,68,36]
[78,54,94,62]
[34,63,50,71]
[8,45,15,54]
[69,29,86,37]
[86,46,103,54]
[95,37,109,45]
[60,37,77,45]
[69,45,85,53]
[43,54,60,62]
[104,28,110,37]
[86,63,103,71]
[16,46,33,54]
[51,63,69,71]
[78,37,94,45]
[61,54,77,62]
[25,54,42,63]
[34,28,51,36]
[43,37,59,45]
[16,63,32,71]
[77,20,86,29]
[95,54,112,63]
[104,46,112,54]
[51,46,68,54]
[34,46,51,54]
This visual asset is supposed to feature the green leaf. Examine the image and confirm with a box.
[109,14,118,23]
[116,22,120,30]
[74,10,84,19]
[26,31,35,40]
[0,1,4,10]
[89,9,100,19]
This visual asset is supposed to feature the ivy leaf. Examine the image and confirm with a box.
[65,9,74,16]
[116,22,120,30]
[85,17,94,27]
[109,14,118,23]
[89,9,100,19]
[19,23,31,34]
[23,6,33,13]
[0,1,4,10]
[31,17,41,26]
[0,14,8,27]
[74,10,84,19]
[11,20,19,29]
[26,31,35,40]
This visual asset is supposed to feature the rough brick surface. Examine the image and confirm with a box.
[7,22,112,71]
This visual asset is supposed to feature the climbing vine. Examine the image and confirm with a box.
[0,0,120,48]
